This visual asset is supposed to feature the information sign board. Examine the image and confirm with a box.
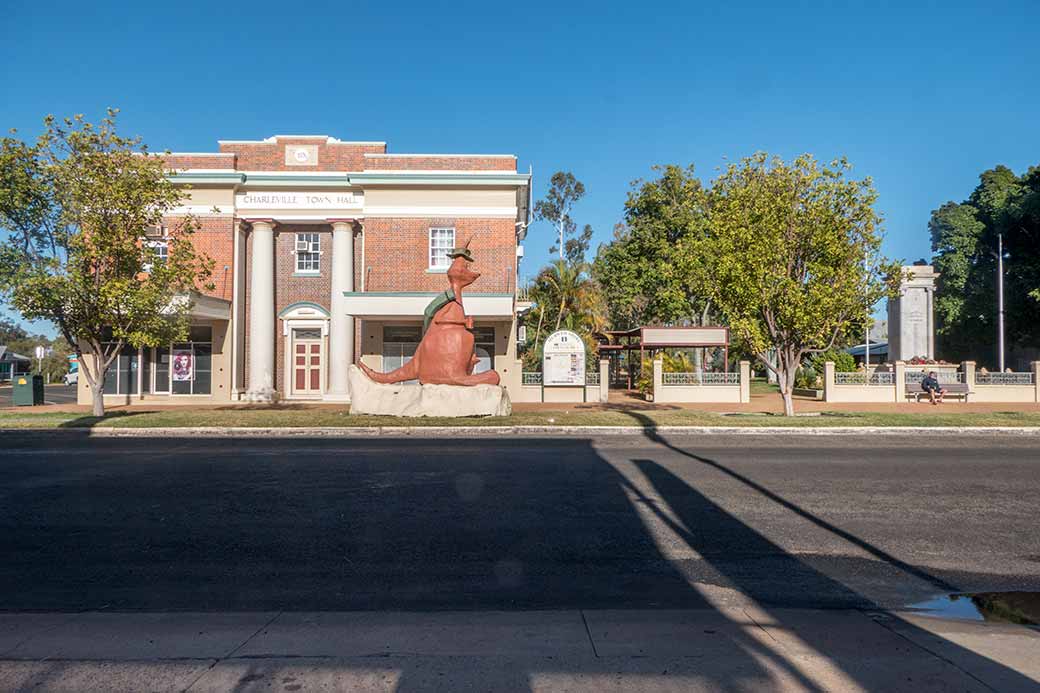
[542,330,586,386]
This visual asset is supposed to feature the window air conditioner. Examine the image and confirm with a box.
[295,237,310,252]
[144,224,165,239]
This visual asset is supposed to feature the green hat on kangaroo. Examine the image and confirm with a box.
[447,236,474,262]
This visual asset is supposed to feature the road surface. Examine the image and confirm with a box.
[2,432,1038,613]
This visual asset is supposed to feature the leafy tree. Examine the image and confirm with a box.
[931,164,1040,364]
[0,316,28,344]
[808,348,856,374]
[691,153,899,415]
[0,110,214,416]
[534,171,593,263]
[594,165,713,329]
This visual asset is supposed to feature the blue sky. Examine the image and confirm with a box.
[2,0,1038,336]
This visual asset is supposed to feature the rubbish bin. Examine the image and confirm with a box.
[12,374,44,406]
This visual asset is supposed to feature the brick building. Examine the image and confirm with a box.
[78,135,531,405]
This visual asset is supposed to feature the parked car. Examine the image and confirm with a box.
[63,371,78,386]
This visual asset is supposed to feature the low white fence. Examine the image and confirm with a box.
[513,360,609,403]
[653,360,751,403]
[823,360,1040,403]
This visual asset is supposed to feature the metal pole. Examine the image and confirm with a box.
[864,253,870,370]
[997,233,1005,372]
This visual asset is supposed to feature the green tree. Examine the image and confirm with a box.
[693,153,898,415]
[593,165,713,328]
[931,164,1040,364]
[534,171,593,263]
[0,110,214,416]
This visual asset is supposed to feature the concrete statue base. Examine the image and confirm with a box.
[348,365,511,417]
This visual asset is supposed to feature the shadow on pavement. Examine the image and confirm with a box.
[0,432,1035,691]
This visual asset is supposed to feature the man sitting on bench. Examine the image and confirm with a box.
[921,371,946,405]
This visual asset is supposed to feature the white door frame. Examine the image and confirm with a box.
[282,318,328,399]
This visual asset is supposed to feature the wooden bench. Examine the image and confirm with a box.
[906,382,970,402]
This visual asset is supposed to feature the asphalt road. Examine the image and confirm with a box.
[0,383,77,407]
[1,433,1038,612]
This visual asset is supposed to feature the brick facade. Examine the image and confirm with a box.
[220,137,386,172]
[158,133,526,401]
[162,215,236,300]
[360,218,516,294]
[363,155,516,171]
[161,153,236,170]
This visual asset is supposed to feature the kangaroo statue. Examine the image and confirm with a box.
[358,238,501,387]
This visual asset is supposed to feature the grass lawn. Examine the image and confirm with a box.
[1,407,1040,429]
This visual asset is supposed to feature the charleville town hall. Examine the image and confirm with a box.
[77,135,532,405]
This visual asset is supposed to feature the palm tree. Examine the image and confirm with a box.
[527,259,607,363]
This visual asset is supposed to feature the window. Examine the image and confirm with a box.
[101,345,140,395]
[294,233,321,273]
[382,326,421,383]
[150,325,212,395]
[429,227,455,270]
[143,240,168,273]
[472,326,496,374]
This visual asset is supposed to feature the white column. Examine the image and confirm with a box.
[326,220,355,401]
[246,220,277,401]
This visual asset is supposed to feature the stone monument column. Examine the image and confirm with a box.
[326,219,355,402]
[246,219,277,401]
[887,264,940,362]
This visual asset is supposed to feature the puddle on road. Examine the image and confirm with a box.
[908,592,1040,625]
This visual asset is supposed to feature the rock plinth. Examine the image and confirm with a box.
[348,365,511,417]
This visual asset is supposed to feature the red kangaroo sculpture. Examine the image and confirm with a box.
[358,245,501,387]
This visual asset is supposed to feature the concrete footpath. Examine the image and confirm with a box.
[1,609,1037,692]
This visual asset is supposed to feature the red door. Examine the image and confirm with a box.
[293,334,323,396]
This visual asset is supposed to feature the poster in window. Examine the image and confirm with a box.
[172,349,193,382]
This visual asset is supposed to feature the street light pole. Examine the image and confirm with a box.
[864,255,870,370]
[997,233,1005,372]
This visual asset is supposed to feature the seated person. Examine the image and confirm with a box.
[920,371,946,404]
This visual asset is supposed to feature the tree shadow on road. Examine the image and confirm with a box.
[1,432,1036,691]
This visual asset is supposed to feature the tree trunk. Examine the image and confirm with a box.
[91,384,105,417]
[777,351,798,416]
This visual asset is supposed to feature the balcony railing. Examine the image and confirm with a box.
[662,372,740,386]
[835,372,894,386]
[976,372,1035,385]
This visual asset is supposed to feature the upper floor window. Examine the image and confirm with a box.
[429,227,455,270]
[295,233,321,273]
[143,240,168,273]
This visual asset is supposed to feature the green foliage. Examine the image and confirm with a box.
[660,351,695,373]
[687,153,899,414]
[0,317,73,381]
[592,165,712,328]
[636,356,654,396]
[523,258,606,365]
[534,171,593,263]
[930,164,1040,364]
[0,110,214,414]
[809,348,856,373]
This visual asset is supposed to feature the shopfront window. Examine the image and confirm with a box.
[170,325,212,395]
[472,326,496,374]
[101,345,139,395]
[382,326,420,382]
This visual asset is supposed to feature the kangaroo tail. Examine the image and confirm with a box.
[359,359,420,384]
